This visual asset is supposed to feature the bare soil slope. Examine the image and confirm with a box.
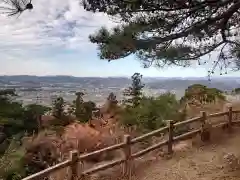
[133,127,240,180]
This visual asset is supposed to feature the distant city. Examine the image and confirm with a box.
[1,75,240,106]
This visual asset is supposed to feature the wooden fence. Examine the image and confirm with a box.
[22,106,240,180]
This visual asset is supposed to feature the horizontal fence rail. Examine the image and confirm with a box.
[22,105,240,180]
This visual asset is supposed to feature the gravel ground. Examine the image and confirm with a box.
[132,127,240,180]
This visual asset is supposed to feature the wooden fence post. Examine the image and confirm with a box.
[201,111,207,123]
[70,150,79,180]
[168,120,174,154]
[200,111,210,142]
[123,134,132,180]
[228,105,233,132]
[37,114,42,130]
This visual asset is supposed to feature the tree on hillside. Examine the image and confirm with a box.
[121,92,186,132]
[24,104,51,116]
[180,84,226,105]
[207,87,226,102]
[0,90,48,156]
[181,84,208,104]
[0,89,25,137]
[52,96,66,119]
[0,89,22,118]
[74,92,85,119]
[232,87,240,94]
[123,72,144,107]
[23,104,51,132]
[107,92,117,103]
[83,0,240,75]
[82,101,96,121]
[51,96,77,130]
[70,92,96,123]
[105,92,118,113]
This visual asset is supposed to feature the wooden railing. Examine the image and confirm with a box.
[22,106,240,180]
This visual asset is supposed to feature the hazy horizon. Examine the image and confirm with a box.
[0,74,239,79]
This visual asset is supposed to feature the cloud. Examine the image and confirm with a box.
[0,0,115,49]
[0,55,57,75]
[0,0,116,75]
[1,0,236,77]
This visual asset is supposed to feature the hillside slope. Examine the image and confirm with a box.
[133,127,240,180]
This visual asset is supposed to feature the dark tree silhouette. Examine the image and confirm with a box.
[107,92,117,102]
[82,0,240,76]
[74,91,85,120]
[83,101,96,121]
[52,96,66,119]
[0,0,33,17]
[123,72,144,107]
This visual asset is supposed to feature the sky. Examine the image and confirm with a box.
[0,0,239,78]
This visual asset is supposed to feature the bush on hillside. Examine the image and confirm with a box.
[232,88,240,94]
[0,90,50,156]
[23,104,52,133]
[121,92,186,133]
[52,96,67,119]
[48,116,75,136]
[105,92,119,115]
[180,84,226,105]
[0,139,26,180]
[82,101,97,122]
[69,92,97,123]
[123,72,145,107]
[23,130,63,176]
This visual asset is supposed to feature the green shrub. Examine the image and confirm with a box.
[123,72,145,107]
[181,84,226,104]
[173,106,190,136]
[0,139,26,180]
[121,92,182,133]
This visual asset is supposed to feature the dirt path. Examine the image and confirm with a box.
[133,127,240,180]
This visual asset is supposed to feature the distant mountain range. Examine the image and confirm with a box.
[0,75,130,83]
[1,75,240,106]
[0,75,240,92]
[0,75,240,81]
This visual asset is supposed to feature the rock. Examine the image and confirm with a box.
[223,153,240,170]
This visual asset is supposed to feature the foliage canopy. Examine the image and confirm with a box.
[232,87,240,94]
[123,72,145,107]
[121,92,186,132]
[83,0,240,75]
[180,84,226,105]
